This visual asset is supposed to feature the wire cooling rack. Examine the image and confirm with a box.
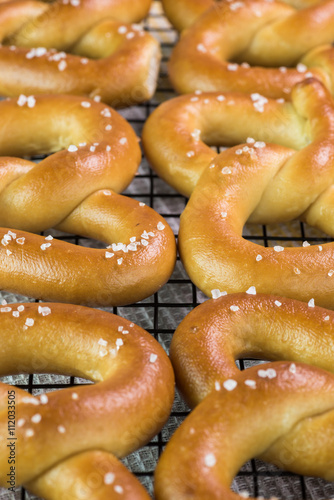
[1,1,334,499]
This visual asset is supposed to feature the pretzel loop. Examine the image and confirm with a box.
[0,0,160,106]
[0,95,176,306]
[0,302,175,499]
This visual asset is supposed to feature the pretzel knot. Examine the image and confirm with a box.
[161,0,322,31]
[154,294,334,499]
[143,79,334,309]
[0,302,175,499]
[168,0,334,99]
[0,0,160,107]
[0,94,176,306]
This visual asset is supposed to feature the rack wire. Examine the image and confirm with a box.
[1,1,334,498]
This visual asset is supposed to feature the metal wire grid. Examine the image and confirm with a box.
[1,1,334,498]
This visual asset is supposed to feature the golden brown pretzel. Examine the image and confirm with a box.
[0,302,175,499]
[155,293,334,498]
[161,0,322,31]
[168,0,334,99]
[143,79,334,308]
[155,362,334,499]
[0,94,176,306]
[0,0,160,107]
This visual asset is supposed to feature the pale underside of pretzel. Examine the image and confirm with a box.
[168,0,334,99]
[0,95,176,306]
[0,0,160,107]
[161,0,321,31]
[143,79,334,308]
[0,302,175,499]
[155,362,334,499]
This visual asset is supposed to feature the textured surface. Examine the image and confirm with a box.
[0,1,334,499]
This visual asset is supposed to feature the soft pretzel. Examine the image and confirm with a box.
[168,0,334,99]
[143,79,334,308]
[161,0,323,31]
[155,362,334,499]
[0,0,160,107]
[156,294,334,497]
[0,302,175,499]
[0,94,176,306]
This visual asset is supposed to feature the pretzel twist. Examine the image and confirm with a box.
[161,0,322,31]
[155,293,334,498]
[0,0,160,107]
[143,79,334,308]
[0,302,175,499]
[0,94,176,306]
[155,362,334,499]
[168,0,334,99]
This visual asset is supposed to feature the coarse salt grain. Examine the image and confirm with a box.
[38,306,51,316]
[150,353,158,363]
[58,60,67,71]
[204,453,216,467]
[40,243,51,251]
[246,286,256,295]
[104,472,115,485]
[289,363,297,374]
[223,379,237,391]
[308,298,315,308]
[245,380,256,388]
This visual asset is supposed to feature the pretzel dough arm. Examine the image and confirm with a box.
[0,193,176,306]
[262,410,334,480]
[170,293,334,407]
[161,0,213,31]
[243,0,334,66]
[0,1,47,42]
[28,451,151,500]
[8,0,152,50]
[155,363,334,499]
[71,21,161,105]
